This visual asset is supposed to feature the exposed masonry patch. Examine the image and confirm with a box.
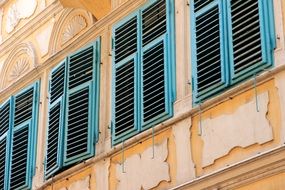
[201,92,273,167]
[95,158,110,190]
[116,139,170,190]
[173,119,196,183]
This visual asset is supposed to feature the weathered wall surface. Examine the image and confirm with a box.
[0,0,285,190]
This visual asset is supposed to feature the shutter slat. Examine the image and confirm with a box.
[10,126,29,190]
[142,42,166,123]
[194,0,215,12]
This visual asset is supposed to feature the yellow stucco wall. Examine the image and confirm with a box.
[236,172,285,190]
[0,0,285,190]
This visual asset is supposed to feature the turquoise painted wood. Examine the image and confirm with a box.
[0,82,39,190]
[111,0,175,145]
[44,38,101,174]
[63,39,101,166]
[45,60,66,178]
[191,0,275,104]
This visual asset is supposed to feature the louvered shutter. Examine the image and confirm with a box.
[64,43,99,165]
[141,0,171,127]
[112,0,174,144]
[10,85,38,190]
[112,14,139,144]
[0,101,11,190]
[228,0,272,82]
[191,0,228,102]
[46,62,66,177]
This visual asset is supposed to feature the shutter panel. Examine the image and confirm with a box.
[0,138,7,190]
[0,101,10,137]
[141,0,171,127]
[0,101,10,190]
[142,0,166,46]
[142,41,168,126]
[113,14,139,144]
[46,62,66,177]
[65,45,96,164]
[113,59,137,142]
[114,16,138,63]
[10,125,29,190]
[10,86,37,190]
[228,0,271,81]
[192,0,227,102]
[14,88,33,126]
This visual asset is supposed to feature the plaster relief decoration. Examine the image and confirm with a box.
[0,42,37,89]
[62,15,87,44]
[9,55,30,82]
[201,92,273,167]
[116,139,170,190]
[49,9,95,55]
[6,0,37,33]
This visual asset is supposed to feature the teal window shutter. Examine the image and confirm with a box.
[191,0,228,103]
[113,13,139,144]
[191,0,275,103]
[112,0,175,145]
[45,61,66,177]
[227,0,274,82]
[9,83,39,190]
[0,100,11,190]
[64,40,100,166]
[45,38,101,177]
[141,0,172,128]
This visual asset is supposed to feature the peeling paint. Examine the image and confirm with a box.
[201,92,273,167]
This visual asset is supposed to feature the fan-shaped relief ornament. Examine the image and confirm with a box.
[9,56,31,83]
[61,15,87,44]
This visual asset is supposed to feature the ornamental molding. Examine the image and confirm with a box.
[0,42,37,89]
[5,0,37,33]
[49,8,95,55]
[61,15,87,44]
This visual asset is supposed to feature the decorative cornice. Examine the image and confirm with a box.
[0,1,63,57]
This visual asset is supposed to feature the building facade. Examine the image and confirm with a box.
[0,0,285,189]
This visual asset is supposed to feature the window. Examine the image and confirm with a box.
[45,39,101,178]
[191,0,275,103]
[111,0,175,145]
[0,82,39,190]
